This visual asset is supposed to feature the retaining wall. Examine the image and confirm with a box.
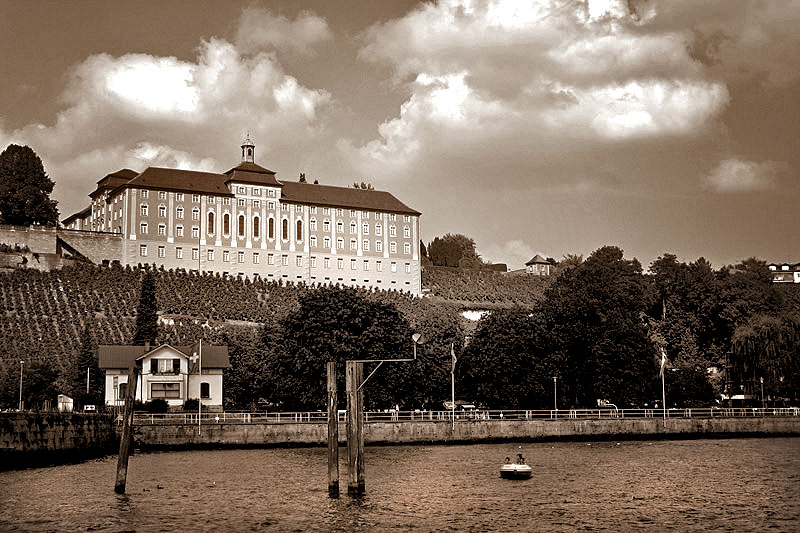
[132,417,800,449]
[0,413,116,469]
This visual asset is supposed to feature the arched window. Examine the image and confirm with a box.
[207,211,215,234]
[296,219,303,241]
[282,218,289,240]
[223,213,230,235]
[238,215,245,237]
[253,216,260,238]
[268,217,275,239]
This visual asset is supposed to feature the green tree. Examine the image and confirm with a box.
[428,233,483,268]
[70,324,104,407]
[0,144,59,226]
[132,272,159,346]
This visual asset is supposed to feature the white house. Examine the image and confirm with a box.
[98,343,230,410]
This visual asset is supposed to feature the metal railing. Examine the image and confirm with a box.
[130,407,800,425]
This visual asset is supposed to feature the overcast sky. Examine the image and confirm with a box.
[1,0,798,270]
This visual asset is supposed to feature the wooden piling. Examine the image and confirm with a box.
[114,363,139,494]
[356,362,364,494]
[346,361,364,495]
[327,361,339,498]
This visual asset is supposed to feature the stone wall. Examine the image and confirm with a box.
[0,224,58,254]
[0,413,116,470]
[57,229,123,264]
[132,416,800,449]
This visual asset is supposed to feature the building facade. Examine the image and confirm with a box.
[63,136,422,294]
[525,254,551,276]
[768,262,800,283]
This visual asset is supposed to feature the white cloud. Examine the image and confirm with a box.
[704,158,784,193]
[478,239,543,271]
[235,8,332,54]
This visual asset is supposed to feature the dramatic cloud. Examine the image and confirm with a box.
[704,158,785,193]
[478,239,541,271]
[235,8,332,54]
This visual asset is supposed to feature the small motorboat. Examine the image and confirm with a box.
[500,454,532,479]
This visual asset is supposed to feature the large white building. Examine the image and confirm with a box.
[63,136,422,294]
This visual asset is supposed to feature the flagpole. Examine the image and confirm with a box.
[198,338,202,435]
[451,343,455,431]
[660,347,667,428]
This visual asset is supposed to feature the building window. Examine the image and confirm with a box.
[158,246,165,258]
[310,206,317,214]
[390,242,397,254]
[268,253,274,265]
[363,260,369,271]
[176,225,184,237]
[350,239,357,251]
[176,247,183,259]
[296,256,303,267]
[158,205,166,217]
[282,219,289,240]
[253,188,261,197]
[337,220,344,233]
[253,200,260,208]
[176,193,184,201]
[404,243,411,254]
[310,218,317,231]
[363,240,370,252]
[337,238,344,249]
[192,207,200,221]
[207,249,215,261]
[324,257,331,268]
[363,223,369,235]
[268,217,275,239]
[391,261,397,272]
[140,204,148,216]
[176,206,184,219]
[140,222,148,234]
[253,216,260,239]
[405,263,411,273]
[238,186,245,194]
[322,207,330,215]
[192,248,199,260]
[158,224,166,236]
[281,204,289,212]
[376,260,382,272]
[296,219,303,241]
[151,382,180,399]
[207,211,215,233]
[323,219,330,232]
[350,221,357,234]
[253,252,260,264]
[282,255,289,266]
[238,198,245,207]
[350,209,357,217]
[238,215,246,238]
[351,259,357,270]
[404,226,411,238]
[310,256,317,268]
[363,211,370,219]
[140,190,149,198]
[268,201,275,210]
[336,208,343,216]
[192,226,199,239]
[159,191,167,200]
[390,214,397,221]
[375,223,382,236]
[376,241,383,253]
[310,235,317,247]
[404,215,411,223]
[139,244,147,256]
[390,225,396,237]
[238,251,245,263]
[337,258,344,269]
[223,213,230,235]
[223,250,230,262]
[323,236,331,248]
[223,198,231,205]
[200,382,210,399]
[192,194,200,203]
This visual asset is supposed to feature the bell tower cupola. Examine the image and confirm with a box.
[241,131,255,163]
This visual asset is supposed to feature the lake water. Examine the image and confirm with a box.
[1,438,798,531]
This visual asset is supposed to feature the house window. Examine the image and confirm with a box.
[350,221,357,234]
[159,191,167,200]
[192,226,199,239]
[390,242,397,254]
[323,236,330,248]
[192,194,200,203]
[207,212,215,233]
[296,255,303,267]
[192,207,200,220]
[337,237,344,249]
[151,382,180,399]
[310,218,317,231]
[310,235,317,247]
[238,215,246,237]
[192,248,199,260]
[405,262,411,273]
[282,255,289,266]
[158,205,166,217]
[200,382,210,399]
[363,240,370,252]
[376,241,383,253]
[375,224,382,236]
[310,256,317,268]
[158,224,166,236]
[176,247,183,259]
[337,220,344,233]
[223,213,230,235]
[296,219,303,241]
[176,225,184,237]
[268,218,275,239]
[389,225,396,237]
[351,259,357,270]
[323,219,330,232]
[268,253,274,265]
[207,249,214,261]
[176,206,184,219]
[363,223,369,235]
[337,258,344,269]
[404,243,411,254]
[350,239,357,251]
[364,260,369,271]
[140,222,148,234]
[253,216,260,238]
[223,250,230,262]
[150,358,180,375]
[324,257,331,268]
[140,204,148,216]
[118,382,127,399]
[139,244,147,256]
[404,226,410,238]
[238,251,245,263]
[158,246,165,258]
[253,252,260,264]
[376,260,382,272]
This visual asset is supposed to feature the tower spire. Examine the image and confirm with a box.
[241,131,255,163]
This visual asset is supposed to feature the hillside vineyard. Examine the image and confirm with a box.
[63,135,422,294]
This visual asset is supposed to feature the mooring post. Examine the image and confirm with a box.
[346,361,364,495]
[327,361,339,498]
[356,362,365,494]
[114,362,139,494]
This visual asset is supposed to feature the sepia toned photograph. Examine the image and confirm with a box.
[0,0,798,531]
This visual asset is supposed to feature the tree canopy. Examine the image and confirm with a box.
[132,272,159,346]
[427,233,484,268]
[0,144,59,226]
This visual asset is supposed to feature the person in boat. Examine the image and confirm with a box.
[505,457,511,464]
[517,453,525,464]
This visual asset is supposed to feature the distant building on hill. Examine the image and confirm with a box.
[768,262,800,283]
[525,254,552,276]
[61,134,422,294]
[98,343,230,409]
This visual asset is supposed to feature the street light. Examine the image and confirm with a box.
[553,376,558,412]
[19,360,24,411]
[760,376,765,412]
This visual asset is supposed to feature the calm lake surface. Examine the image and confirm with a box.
[1,438,798,532]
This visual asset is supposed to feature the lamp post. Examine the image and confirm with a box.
[760,377,765,412]
[553,376,557,412]
[18,360,24,411]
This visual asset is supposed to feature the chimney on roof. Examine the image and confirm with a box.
[299,173,306,183]
[145,341,150,352]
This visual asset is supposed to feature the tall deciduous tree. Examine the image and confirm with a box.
[71,324,104,407]
[428,233,483,268]
[132,272,159,346]
[0,144,59,226]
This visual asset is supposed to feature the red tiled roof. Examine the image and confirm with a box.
[110,167,234,197]
[224,162,282,187]
[525,254,549,265]
[89,169,139,199]
[98,344,230,369]
[279,181,420,215]
[62,206,91,225]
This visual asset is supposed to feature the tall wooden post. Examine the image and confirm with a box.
[114,363,139,494]
[356,363,365,493]
[327,361,339,498]
[346,361,364,495]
